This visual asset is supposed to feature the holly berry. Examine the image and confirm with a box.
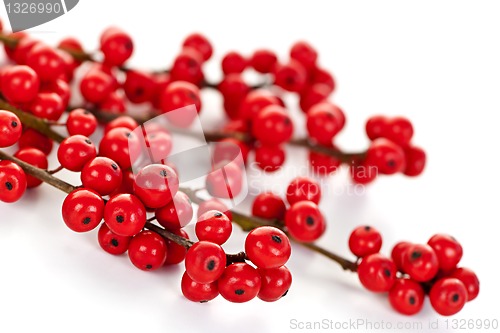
[257,266,292,302]
[254,145,286,172]
[388,279,425,316]
[100,27,134,67]
[212,138,250,165]
[250,49,277,74]
[197,198,232,221]
[286,176,321,205]
[449,267,480,301]
[350,161,378,185]
[385,117,414,146]
[308,145,341,175]
[1,65,39,103]
[349,226,383,258]
[274,60,307,92]
[104,116,138,133]
[195,210,233,245]
[104,193,146,237]
[222,51,247,74]
[391,241,412,271]
[245,227,291,269]
[155,191,193,230]
[181,271,219,303]
[14,148,48,188]
[99,127,141,169]
[18,128,53,155]
[429,278,467,316]
[0,160,27,203]
[290,41,318,69]
[306,103,345,145]
[252,105,293,145]
[170,47,204,84]
[133,164,179,208]
[402,244,439,282]
[299,84,331,113]
[128,230,167,271]
[366,138,406,175]
[97,223,131,255]
[164,229,189,265]
[218,263,262,303]
[81,157,123,196]
[219,74,250,119]
[238,90,279,121]
[182,33,213,61]
[25,44,66,82]
[66,108,97,137]
[285,201,326,242]
[427,234,463,272]
[185,241,226,284]
[366,115,389,141]
[0,110,22,148]
[206,162,243,199]
[28,92,64,121]
[79,68,115,104]
[61,188,104,233]
[99,91,126,114]
[357,253,397,292]
[252,192,287,220]
[159,81,202,127]
[403,145,426,177]
[57,135,97,172]
[123,70,156,104]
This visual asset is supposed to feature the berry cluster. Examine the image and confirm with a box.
[349,226,479,316]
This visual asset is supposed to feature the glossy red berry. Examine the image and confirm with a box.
[349,226,383,258]
[306,103,345,145]
[100,27,133,67]
[182,33,213,61]
[402,244,439,282]
[0,160,27,203]
[366,138,406,175]
[97,223,131,255]
[299,83,331,113]
[252,192,286,220]
[11,37,40,65]
[286,176,321,205]
[25,44,66,82]
[222,51,247,75]
[13,148,47,188]
[219,74,250,119]
[274,60,307,92]
[257,266,292,302]
[385,117,414,146]
[285,201,326,242]
[388,279,425,315]
[18,128,53,155]
[159,81,202,127]
[218,263,262,303]
[252,105,293,145]
[80,68,115,104]
[66,108,97,137]
[164,229,189,265]
[197,198,232,221]
[391,241,412,271]
[245,227,291,269]
[427,234,463,272]
[41,79,70,108]
[104,116,139,133]
[99,91,126,114]
[61,188,104,233]
[366,115,389,141]
[308,145,341,175]
[357,253,397,292]
[212,138,250,166]
[155,191,193,230]
[255,145,286,172]
[57,135,97,172]
[99,127,140,169]
[0,110,22,148]
[128,230,167,271]
[123,70,155,104]
[185,241,226,284]
[206,162,243,199]
[290,41,318,69]
[81,157,123,196]
[170,47,204,84]
[133,164,179,208]
[350,161,378,185]
[104,194,146,236]
[310,67,335,94]
[195,210,233,245]
[238,89,279,121]
[429,278,467,316]
[1,65,39,103]
[28,92,64,121]
[403,146,426,177]
[449,267,480,301]
[181,271,219,303]
[250,49,277,73]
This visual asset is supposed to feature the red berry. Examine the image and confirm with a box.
[250,49,277,73]
[25,44,66,82]
[238,90,279,121]
[285,201,326,242]
[104,116,138,133]
[185,241,226,284]
[357,253,397,292]
[13,148,47,188]
[133,164,179,208]
[245,227,291,269]
[212,138,250,165]
[385,117,414,146]
[257,266,292,302]
[388,279,425,315]
[349,226,383,258]
[402,244,439,282]
[0,110,22,148]
[403,146,426,177]
[57,37,83,56]
[128,230,167,271]
[219,74,250,119]
[308,144,341,175]
[449,267,480,301]
[218,263,261,303]
[11,37,40,65]
[40,79,70,108]
[255,145,286,172]
[181,271,219,303]
[99,127,141,169]
[57,135,97,172]
[391,241,412,271]
[366,138,406,175]
[286,176,321,205]
[310,67,335,94]
[195,210,233,245]
[164,229,189,265]
[299,83,331,113]
[18,129,53,155]
[252,192,286,220]
[222,51,247,75]
[306,103,345,145]
[123,70,156,104]
[290,41,318,69]
[100,27,133,67]
[97,223,131,255]
[61,188,104,233]
[99,91,126,114]
[206,162,243,199]
[366,115,389,141]
[197,198,232,221]
[0,160,27,203]
[170,47,204,84]
[274,60,307,92]
[141,130,173,164]
[66,108,97,137]
[104,194,146,237]
[427,234,463,272]
[155,191,193,230]
[80,68,115,104]
[182,33,213,61]
[350,161,378,184]
[81,157,123,196]
[28,92,64,121]
[252,105,293,145]
[1,65,39,103]
[159,81,202,127]
[429,278,467,316]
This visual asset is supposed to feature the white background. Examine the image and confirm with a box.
[1,1,500,333]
